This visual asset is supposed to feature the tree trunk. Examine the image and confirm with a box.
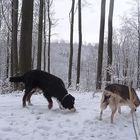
[0,4,2,30]
[137,32,140,88]
[68,0,75,87]
[76,0,82,90]
[96,0,106,90]
[106,0,114,85]
[37,0,44,70]
[137,0,140,88]
[11,0,18,77]
[19,0,34,75]
[43,0,46,71]
[6,9,10,78]
[47,0,52,73]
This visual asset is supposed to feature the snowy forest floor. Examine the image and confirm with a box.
[0,91,140,140]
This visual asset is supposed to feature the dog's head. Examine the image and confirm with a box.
[100,92,111,110]
[131,88,140,107]
[61,94,76,111]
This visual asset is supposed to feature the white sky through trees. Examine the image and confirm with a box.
[52,0,133,44]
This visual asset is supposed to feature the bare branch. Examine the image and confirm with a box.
[0,0,12,32]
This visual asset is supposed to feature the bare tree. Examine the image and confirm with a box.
[11,0,18,77]
[137,0,140,88]
[0,3,2,30]
[43,0,46,71]
[68,0,75,87]
[37,0,44,70]
[121,0,140,88]
[47,0,53,73]
[76,0,82,90]
[96,0,106,90]
[19,0,34,74]
[106,0,114,85]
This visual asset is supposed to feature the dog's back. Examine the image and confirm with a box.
[10,70,65,88]
[100,84,140,123]
[104,84,130,100]
[10,76,24,83]
[104,84,140,107]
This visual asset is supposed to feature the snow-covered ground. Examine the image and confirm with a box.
[0,91,140,140]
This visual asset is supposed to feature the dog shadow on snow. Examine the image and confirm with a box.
[27,104,78,116]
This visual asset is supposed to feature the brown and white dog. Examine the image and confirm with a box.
[99,84,140,123]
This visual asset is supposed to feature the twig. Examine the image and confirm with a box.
[131,112,139,140]
[134,112,140,135]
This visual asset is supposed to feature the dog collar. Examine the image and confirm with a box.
[62,94,69,102]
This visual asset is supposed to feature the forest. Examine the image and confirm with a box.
[0,1,140,140]
[0,0,140,92]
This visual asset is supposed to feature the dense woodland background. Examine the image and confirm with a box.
[0,0,140,92]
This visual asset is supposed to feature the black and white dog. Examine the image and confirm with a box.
[10,70,76,111]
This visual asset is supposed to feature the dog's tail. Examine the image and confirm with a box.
[9,76,24,83]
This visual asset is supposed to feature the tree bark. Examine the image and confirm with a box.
[76,0,82,90]
[68,0,75,87]
[106,0,114,85]
[96,0,106,90]
[11,0,18,77]
[47,0,52,73]
[19,0,34,75]
[137,0,140,88]
[37,0,44,70]
[43,0,46,71]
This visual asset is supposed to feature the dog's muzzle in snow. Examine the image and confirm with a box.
[57,94,76,112]
[57,101,76,112]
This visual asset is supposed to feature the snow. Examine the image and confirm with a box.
[0,91,140,140]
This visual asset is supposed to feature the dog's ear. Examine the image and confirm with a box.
[70,94,75,102]
[72,96,75,102]
[61,94,75,110]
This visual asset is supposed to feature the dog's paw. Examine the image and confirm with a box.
[48,102,53,109]
[23,103,26,108]
[28,103,33,106]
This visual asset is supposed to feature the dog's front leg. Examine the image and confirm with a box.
[48,101,53,109]
[26,91,34,106]
[23,93,28,107]
[109,97,117,123]
[118,106,121,114]
[110,103,117,123]
[23,87,33,107]
[43,93,53,109]
[99,110,103,120]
